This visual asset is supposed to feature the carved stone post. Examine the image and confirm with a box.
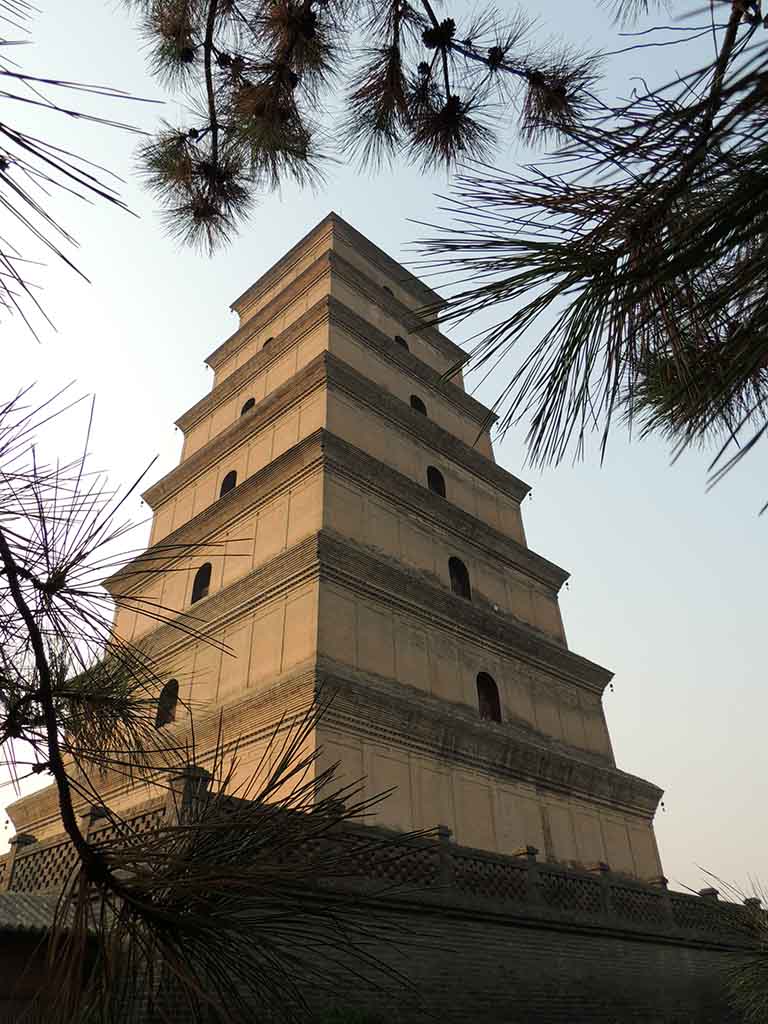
[513,845,540,905]
[699,887,719,902]
[80,804,108,841]
[166,766,212,825]
[436,825,454,886]
[592,862,613,917]
[651,874,675,927]
[742,895,763,937]
[3,833,36,892]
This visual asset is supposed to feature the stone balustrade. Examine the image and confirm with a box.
[0,790,760,950]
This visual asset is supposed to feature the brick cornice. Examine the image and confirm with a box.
[324,351,529,501]
[229,211,441,323]
[318,665,662,818]
[208,252,330,370]
[327,295,493,426]
[315,529,611,694]
[131,533,322,665]
[230,213,335,320]
[106,431,325,596]
[322,431,564,592]
[110,429,562,601]
[329,212,442,307]
[327,248,462,363]
[10,658,654,835]
[144,352,528,510]
[208,247,462,372]
[179,294,493,437]
[177,299,329,433]
[142,355,327,509]
[117,525,605,694]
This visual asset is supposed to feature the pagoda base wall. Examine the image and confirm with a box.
[1,806,755,1023]
[300,889,747,1024]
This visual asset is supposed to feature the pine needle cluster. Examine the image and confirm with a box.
[415,1,768,505]
[0,3,142,333]
[126,0,601,251]
[0,387,432,1022]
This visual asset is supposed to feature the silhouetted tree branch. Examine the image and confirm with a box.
[415,1,768,506]
[126,0,601,251]
[0,4,148,332]
[0,388,426,1024]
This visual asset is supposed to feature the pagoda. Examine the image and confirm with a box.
[8,214,663,882]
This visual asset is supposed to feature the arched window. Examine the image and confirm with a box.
[410,395,427,416]
[262,336,273,350]
[394,335,409,351]
[476,673,501,723]
[219,470,237,497]
[383,285,393,296]
[156,679,179,729]
[448,557,471,600]
[240,397,255,416]
[427,466,446,498]
[191,563,212,604]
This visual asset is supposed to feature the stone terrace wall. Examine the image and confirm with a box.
[306,895,749,1024]
[0,805,758,1023]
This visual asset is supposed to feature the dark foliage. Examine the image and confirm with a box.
[0,3,148,331]
[416,1,768,504]
[0,389,431,1023]
[125,0,600,251]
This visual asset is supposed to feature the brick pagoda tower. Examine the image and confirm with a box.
[8,214,663,881]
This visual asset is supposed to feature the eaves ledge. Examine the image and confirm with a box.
[113,526,605,694]
[145,351,529,511]
[108,428,562,600]
[178,294,494,437]
[229,212,442,322]
[209,247,460,371]
[319,664,662,818]
[316,528,612,694]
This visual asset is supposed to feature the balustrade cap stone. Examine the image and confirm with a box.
[586,861,611,875]
[698,887,719,901]
[9,833,37,847]
[511,845,539,860]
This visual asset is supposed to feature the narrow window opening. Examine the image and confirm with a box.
[219,470,237,497]
[191,563,212,604]
[427,466,446,498]
[262,336,274,350]
[448,557,471,600]
[394,335,409,351]
[240,397,255,416]
[156,679,179,729]
[476,673,501,723]
[383,285,393,296]
[410,395,427,416]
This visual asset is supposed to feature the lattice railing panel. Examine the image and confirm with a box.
[2,788,759,948]
[670,896,723,932]
[453,854,527,902]
[340,836,440,886]
[91,805,166,845]
[611,885,668,926]
[670,895,753,937]
[539,871,603,915]
[11,839,79,892]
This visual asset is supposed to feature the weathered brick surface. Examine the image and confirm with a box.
[4,813,755,1023]
[301,896,746,1024]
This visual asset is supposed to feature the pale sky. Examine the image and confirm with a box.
[2,2,766,894]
